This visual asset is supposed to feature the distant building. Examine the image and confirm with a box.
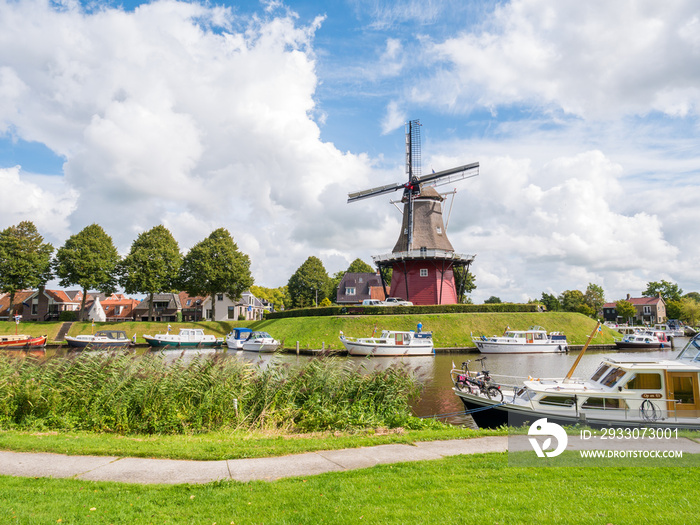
[132,293,181,322]
[603,294,667,325]
[101,293,140,322]
[336,272,386,305]
[201,291,266,321]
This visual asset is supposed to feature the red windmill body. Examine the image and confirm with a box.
[348,120,478,305]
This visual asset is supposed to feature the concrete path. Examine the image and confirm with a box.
[0,436,508,485]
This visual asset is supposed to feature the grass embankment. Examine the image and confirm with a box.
[4,455,699,524]
[2,312,620,348]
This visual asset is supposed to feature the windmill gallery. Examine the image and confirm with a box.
[348,120,478,306]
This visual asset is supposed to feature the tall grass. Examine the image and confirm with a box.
[0,352,426,434]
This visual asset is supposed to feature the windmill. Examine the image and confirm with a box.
[347,120,478,305]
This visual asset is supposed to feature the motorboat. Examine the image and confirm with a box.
[472,326,568,354]
[225,328,253,350]
[653,321,685,338]
[65,330,132,350]
[339,329,434,357]
[453,329,700,430]
[240,331,280,353]
[614,330,670,350]
[0,334,47,349]
[144,328,223,348]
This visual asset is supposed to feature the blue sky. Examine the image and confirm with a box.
[1,0,699,303]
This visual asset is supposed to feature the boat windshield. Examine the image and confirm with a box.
[677,334,700,362]
[599,367,627,387]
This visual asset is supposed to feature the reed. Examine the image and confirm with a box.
[0,352,426,434]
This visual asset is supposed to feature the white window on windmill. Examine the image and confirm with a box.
[346,287,356,295]
[436,226,442,234]
[420,269,428,277]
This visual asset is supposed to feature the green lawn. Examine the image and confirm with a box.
[0,427,499,461]
[3,453,699,524]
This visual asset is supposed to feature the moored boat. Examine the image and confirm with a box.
[472,326,568,354]
[0,334,47,349]
[240,331,280,353]
[614,330,670,350]
[144,328,223,348]
[225,328,253,350]
[339,329,434,356]
[65,330,132,350]
[453,330,700,430]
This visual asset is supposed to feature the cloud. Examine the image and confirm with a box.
[0,166,77,239]
[420,0,700,119]
[0,0,372,284]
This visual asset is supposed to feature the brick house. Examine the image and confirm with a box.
[336,272,386,305]
[602,294,667,325]
[132,293,181,322]
[101,293,140,322]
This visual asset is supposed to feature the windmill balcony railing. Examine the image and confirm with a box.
[372,249,475,263]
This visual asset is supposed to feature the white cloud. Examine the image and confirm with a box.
[421,0,700,119]
[0,166,77,239]
[0,0,371,285]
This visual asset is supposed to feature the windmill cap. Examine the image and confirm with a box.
[402,185,443,202]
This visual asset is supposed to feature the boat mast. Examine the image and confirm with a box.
[564,321,601,381]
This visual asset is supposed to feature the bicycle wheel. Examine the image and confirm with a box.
[486,386,503,402]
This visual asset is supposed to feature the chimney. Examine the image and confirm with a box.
[626,293,631,301]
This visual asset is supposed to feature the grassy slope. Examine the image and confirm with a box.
[1,312,619,348]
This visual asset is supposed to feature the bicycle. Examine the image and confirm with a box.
[453,358,504,402]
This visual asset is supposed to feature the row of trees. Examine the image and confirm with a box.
[0,221,253,321]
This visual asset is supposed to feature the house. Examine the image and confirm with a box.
[179,292,207,322]
[336,272,385,305]
[0,288,83,321]
[200,291,266,321]
[602,294,667,325]
[132,293,181,322]
[101,293,140,322]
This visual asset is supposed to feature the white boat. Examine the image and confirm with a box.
[472,326,568,354]
[653,322,685,338]
[614,330,670,350]
[339,329,434,356]
[65,330,132,350]
[240,331,280,353]
[225,328,253,350]
[453,331,700,430]
[144,328,223,348]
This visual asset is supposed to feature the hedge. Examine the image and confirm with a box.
[267,303,539,319]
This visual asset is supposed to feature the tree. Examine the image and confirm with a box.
[54,224,120,320]
[540,292,561,312]
[118,225,182,321]
[250,285,289,311]
[666,300,683,320]
[347,258,374,274]
[615,299,636,324]
[454,270,476,303]
[584,283,605,316]
[0,221,53,319]
[288,256,330,308]
[178,228,253,320]
[680,297,700,327]
[643,280,683,302]
[484,296,502,304]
